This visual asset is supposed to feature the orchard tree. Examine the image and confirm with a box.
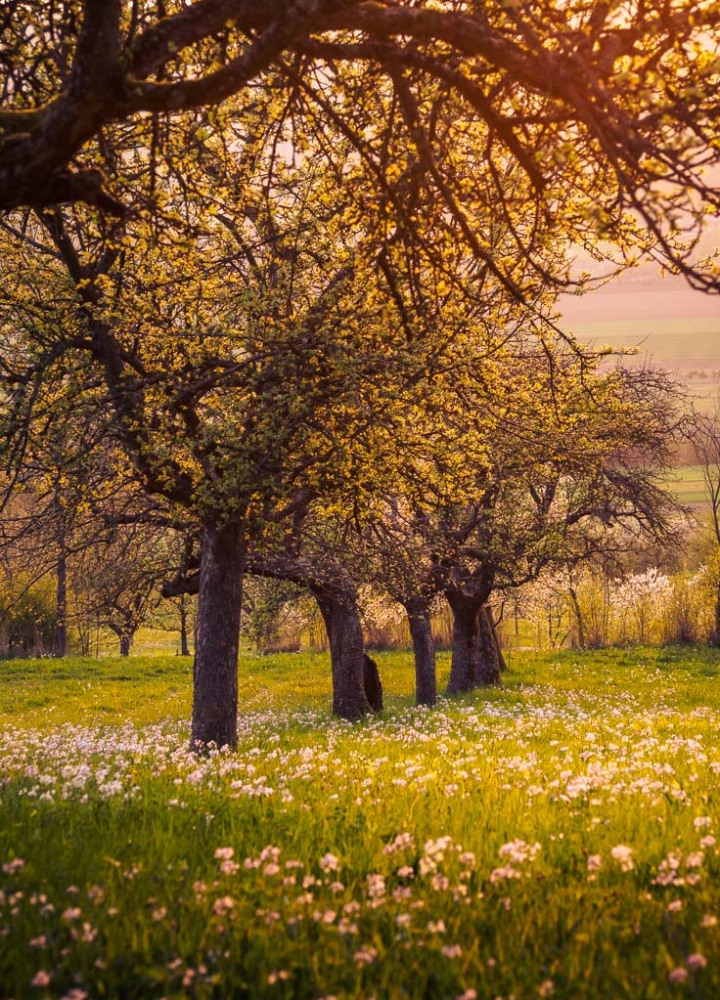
[0,0,718,300]
[361,339,683,693]
[2,98,473,742]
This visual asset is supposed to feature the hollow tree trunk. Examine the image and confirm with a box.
[404,596,436,706]
[191,520,246,750]
[313,586,371,720]
[54,547,67,657]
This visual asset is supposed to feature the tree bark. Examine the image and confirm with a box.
[179,594,190,656]
[54,547,67,657]
[191,520,246,750]
[568,583,586,649]
[313,586,371,720]
[477,606,502,685]
[404,596,436,706]
[446,593,501,693]
[119,632,132,656]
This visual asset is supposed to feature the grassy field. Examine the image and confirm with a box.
[3,648,720,998]
[665,465,711,508]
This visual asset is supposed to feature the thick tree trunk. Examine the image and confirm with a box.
[313,586,371,720]
[119,632,132,657]
[446,593,501,693]
[404,597,436,706]
[191,521,246,750]
[447,598,479,694]
[54,547,67,657]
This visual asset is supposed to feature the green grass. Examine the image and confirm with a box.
[3,648,720,998]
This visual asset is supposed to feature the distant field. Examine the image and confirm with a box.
[666,465,711,507]
[570,320,720,367]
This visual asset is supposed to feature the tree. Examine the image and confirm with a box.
[1,101,456,742]
[1,2,718,293]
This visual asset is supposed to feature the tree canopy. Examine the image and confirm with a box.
[1,1,718,291]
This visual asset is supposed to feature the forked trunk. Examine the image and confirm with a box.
[314,586,371,720]
[404,596,436,706]
[191,520,246,750]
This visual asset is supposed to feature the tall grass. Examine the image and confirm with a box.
[2,648,720,998]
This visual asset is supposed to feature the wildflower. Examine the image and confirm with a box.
[3,858,25,874]
[397,865,414,878]
[62,907,82,921]
[267,970,291,985]
[687,953,707,970]
[31,971,51,988]
[538,981,555,998]
[490,865,522,882]
[457,991,477,1000]
[212,895,235,916]
[668,967,688,983]
[214,847,234,861]
[587,855,602,872]
[442,944,463,958]
[427,919,446,934]
[61,990,88,1000]
[353,945,378,966]
[320,853,340,873]
[667,900,683,913]
[610,845,634,872]
[701,914,718,927]
[367,873,386,899]
[498,840,540,864]
[152,907,167,921]
[700,835,716,849]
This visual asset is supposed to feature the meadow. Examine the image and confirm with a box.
[2,649,720,999]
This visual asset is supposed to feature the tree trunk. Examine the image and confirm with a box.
[313,586,371,720]
[712,581,720,647]
[446,593,501,694]
[404,597,436,706]
[446,595,479,694]
[119,632,132,656]
[179,594,190,656]
[54,547,67,657]
[568,583,586,649]
[191,520,246,750]
[477,606,502,685]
